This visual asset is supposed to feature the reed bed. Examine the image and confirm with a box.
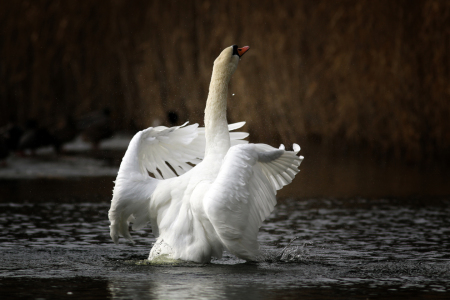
[1,0,449,163]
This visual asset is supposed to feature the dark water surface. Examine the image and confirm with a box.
[1,198,450,299]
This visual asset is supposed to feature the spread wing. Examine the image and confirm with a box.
[109,130,160,244]
[138,122,248,179]
[204,143,303,260]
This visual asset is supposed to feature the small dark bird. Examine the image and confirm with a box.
[167,111,179,126]
[52,115,78,153]
[0,117,24,163]
[0,117,23,152]
[79,108,113,150]
[18,120,56,155]
[0,135,9,167]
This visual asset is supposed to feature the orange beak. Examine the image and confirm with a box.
[237,46,250,57]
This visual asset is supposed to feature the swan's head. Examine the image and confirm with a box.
[213,45,250,81]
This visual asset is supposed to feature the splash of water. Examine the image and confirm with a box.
[260,237,312,263]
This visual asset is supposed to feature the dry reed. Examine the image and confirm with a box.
[1,0,449,164]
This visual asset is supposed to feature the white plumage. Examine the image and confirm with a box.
[108,45,304,263]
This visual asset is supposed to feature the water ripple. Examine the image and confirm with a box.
[1,199,450,294]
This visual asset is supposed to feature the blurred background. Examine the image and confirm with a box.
[1,0,449,200]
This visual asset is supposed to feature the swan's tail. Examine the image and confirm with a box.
[108,130,159,244]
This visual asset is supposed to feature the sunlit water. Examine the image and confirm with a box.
[1,198,450,299]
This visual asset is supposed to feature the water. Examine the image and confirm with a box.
[1,198,450,299]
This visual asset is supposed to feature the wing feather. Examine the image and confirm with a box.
[109,130,160,244]
[227,121,246,131]
[204,143,303,261]
[137,122,248,179]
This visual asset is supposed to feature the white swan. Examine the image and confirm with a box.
[108,45,304,263]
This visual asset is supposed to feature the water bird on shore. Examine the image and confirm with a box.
[0,119,23,164]
[52,115,78,153]
[167,111,179,126]
[0,135,9,167]
[0,118,23,152]
[18,120,56,155]
[79,108,113,150]
[109,45,303,263]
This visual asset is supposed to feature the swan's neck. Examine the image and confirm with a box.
[204,71,231,159]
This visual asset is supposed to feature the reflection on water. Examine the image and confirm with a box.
[1,199,450,299]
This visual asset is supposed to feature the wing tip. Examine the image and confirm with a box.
[228,121,246,131]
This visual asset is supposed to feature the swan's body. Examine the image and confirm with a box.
[109,45,303,263]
